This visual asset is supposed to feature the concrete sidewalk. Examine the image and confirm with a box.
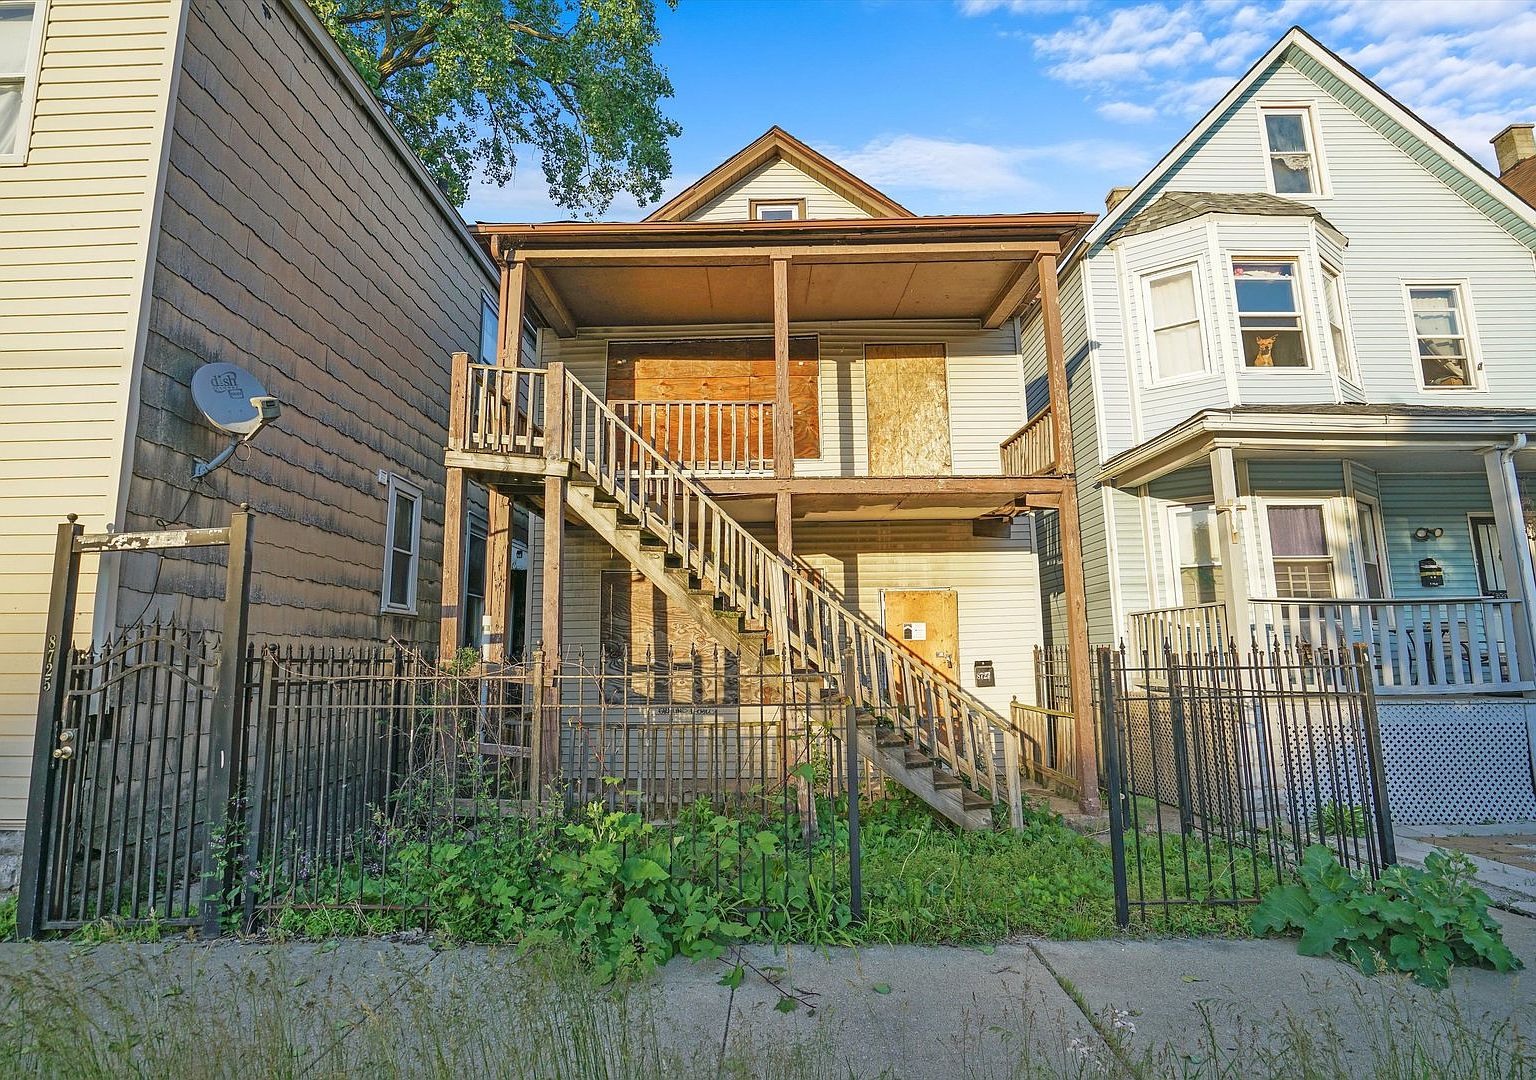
[3,912,1532,1077]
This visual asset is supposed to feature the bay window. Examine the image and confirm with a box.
[1145,267,1207,381]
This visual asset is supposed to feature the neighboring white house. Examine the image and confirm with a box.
[1021,26,1536,824]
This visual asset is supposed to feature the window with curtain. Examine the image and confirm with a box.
[1233,260,1308,368]
[1171,504,1223,605]
[1267,504,1335,598]
[1261,108,1319,194]
[1146,268,1206,381]
[0,2,42,160]
[1408,286,1474,388]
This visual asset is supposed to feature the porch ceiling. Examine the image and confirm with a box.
[474,215,1096,333]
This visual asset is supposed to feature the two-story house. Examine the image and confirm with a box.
[1022,27,1536,824]
[443,128,1102,823]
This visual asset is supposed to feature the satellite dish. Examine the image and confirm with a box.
[191,362,272,438]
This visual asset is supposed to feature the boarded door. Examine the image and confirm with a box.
[882,589,960,675]
[864,344,951,476]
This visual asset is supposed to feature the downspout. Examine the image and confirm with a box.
[1485,434,1536,694]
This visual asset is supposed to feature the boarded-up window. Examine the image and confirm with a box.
[607,337,820,459]
[600,571,753,703]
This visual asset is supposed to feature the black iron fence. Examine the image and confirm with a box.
[1098,643,1395,927]
[21,632,860,938]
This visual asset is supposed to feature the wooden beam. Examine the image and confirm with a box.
[484,489,512,661]
[500,258,527,363]
[448,351,469,451]
[540,475,565,658]
[775,491,793,557]
[522,240,1060,268]
[1053,487,1100,814]
[1038,252,1074,475]
[772,256,793,477]
[439,466,467,658]
[702,475,1069,497]
[982,260,1040,329]
[527,265,577,338]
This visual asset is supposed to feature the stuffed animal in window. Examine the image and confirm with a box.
[1251,335,1277,367]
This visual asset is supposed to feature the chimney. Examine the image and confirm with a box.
[1105,186,1134,212]
[1492,124,1536,208]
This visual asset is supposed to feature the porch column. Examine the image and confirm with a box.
[1038,252,1100,814]
[772,256,793,479]
[485,258,526,662]
[775,491,794,558]
[440,351,471,657]
[1210,447,1251,652]
[1482,439,1536,686]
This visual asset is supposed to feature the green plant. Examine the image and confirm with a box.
[1252,844,1523,988]
[1315,800,1367,838]
[0,895,15,941]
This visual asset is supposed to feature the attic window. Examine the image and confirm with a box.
[1260,107,1320,195]
[751,199,804,221]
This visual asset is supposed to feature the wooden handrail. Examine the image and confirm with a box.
[1000,409,1056,476]
[547,368,1022,814]
[609,399,774,473]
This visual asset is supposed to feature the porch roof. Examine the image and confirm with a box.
[472,215,1096,334]
[1100,404,1536,487]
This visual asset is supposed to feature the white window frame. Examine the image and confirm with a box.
[1468,513,1508,598]
[1402,281,1482,392]
[1230,255,1314,372]
[381,473,424,615]
[1353,494,1390,599]
[1256,102,1328,198]
[1162,502,1225,608]
[0,0,48,166]
[1256,496,1354,599]
[1139,263,1212,387]
[1321,263,1357,384]
[752,201,802,221]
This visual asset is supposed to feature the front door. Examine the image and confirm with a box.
[864,344,952,476]
[882,589,960,675]
[1470,514,1508,597]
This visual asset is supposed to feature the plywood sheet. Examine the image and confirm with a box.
[608,337,820,458]
[599,570,761,703]
[864,344,951,476]
[882,588,960,675]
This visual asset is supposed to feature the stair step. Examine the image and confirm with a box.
[875,734,907,749]
[903,750,932,769]
[960,790,992,812]
[663,552,683,569]
[930,768,962,791]
[639,534,666,550]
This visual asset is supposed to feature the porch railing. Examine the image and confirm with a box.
[999,409,1056,476]
[1126,602,1230,661]
[609,399,774,474]
[1251,597,1533,695]
[457,363,547,456]
[1010,698,1077,796]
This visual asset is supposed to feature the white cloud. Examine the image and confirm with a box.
[1098,101,1159,124]
[996,0,1536,166]
[958,0,1090,14]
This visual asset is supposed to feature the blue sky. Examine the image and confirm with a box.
[461,0,1536,224]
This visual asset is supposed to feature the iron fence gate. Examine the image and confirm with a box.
[1098,643,1396,927]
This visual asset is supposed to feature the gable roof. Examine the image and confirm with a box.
[644,126,914,222]
[1120,191,1342,240]
[1075,26,1536,258]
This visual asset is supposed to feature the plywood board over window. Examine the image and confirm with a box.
[599,570,760,703]
[864,344,951,476]
[608,337,820,458]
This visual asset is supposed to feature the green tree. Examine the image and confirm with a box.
[310,0,681,210]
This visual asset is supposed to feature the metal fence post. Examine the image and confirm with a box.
[1354,643,1396,867]
[1165,645,1196,836]
[242,647,277,931]
[841,645,863,924]
[17,516,84,940]
[201,509,253,939]
[1097,647,1131,928]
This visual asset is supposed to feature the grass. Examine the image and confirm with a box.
[0,939,1528,1079]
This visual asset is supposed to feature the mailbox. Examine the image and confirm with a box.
[1418,557,1445,588]
[973,660,995,687]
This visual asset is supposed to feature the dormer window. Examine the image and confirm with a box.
[750,199,804,221]
[1260,107,1320,195]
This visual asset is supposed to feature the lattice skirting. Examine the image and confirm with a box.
[1377,699,1536,825]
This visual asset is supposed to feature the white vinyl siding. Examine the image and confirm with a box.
[688,159,869,222]
[0,0,181,829]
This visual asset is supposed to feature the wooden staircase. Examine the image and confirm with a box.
[469,363,1026,830]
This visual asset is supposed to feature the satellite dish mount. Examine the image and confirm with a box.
[189,362,281,480]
